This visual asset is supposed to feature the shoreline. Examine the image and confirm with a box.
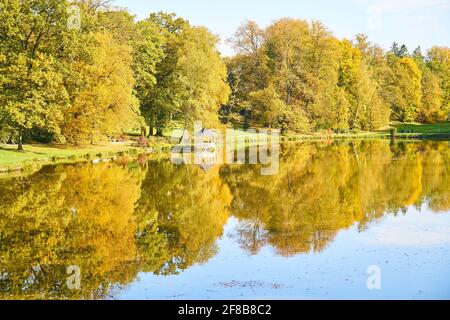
[0,143,160,175]
[2,131,449,175]
[283,132,450,142]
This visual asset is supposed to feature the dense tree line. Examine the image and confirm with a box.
[1,1,449,150]
[0,0,229,149]
[222,20,450,133]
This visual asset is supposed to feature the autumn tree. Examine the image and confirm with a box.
[247,86,308,133]
[0,1,147,147]
[385,55,422,122]
[140,13,230,136]
[176,26,230,128]
[0,0,71,149]
[226,20,269,121]
[427,46,450,121]
[61,32,139,144]
[419,69,444,122]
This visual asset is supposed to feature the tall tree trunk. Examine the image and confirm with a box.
[18,129,24,151]
[140,126,147,138]
[243,111,250,131]
[179,117,189,144]
[90,124,95,145]
[149,126,154,137]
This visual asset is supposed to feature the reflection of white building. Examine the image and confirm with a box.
[196,151,217,171]
[194,129,217,151]
[194,129,219,171]
[174,150,218,171]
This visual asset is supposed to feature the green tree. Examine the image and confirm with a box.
[141,13,189,136]
[132,19,165,136]
[390,42,409,58]
[176,26,230,128]
[247,86,308,133]
[386,56,422,122]
[0,0,71,149]
[143,13,230,134]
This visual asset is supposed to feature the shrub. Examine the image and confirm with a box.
[137,136,148,148]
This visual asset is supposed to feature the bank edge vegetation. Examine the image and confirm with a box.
[0,0,449,151]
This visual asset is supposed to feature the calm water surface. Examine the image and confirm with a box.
[0,140,449,299]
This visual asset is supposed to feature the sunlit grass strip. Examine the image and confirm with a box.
[0,143,146,173]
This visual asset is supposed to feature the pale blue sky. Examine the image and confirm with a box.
[114,0,450,56]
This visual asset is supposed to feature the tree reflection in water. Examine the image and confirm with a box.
[0,140,449,299]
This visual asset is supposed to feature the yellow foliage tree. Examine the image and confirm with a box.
[62,32,139,144]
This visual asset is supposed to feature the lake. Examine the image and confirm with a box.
[0,139,449,299]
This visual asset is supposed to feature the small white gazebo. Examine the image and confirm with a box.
[194,128,217,151]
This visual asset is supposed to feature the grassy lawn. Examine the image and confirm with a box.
[286,122,450,141]
[392,121,450,135]
[0,143,145,173]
